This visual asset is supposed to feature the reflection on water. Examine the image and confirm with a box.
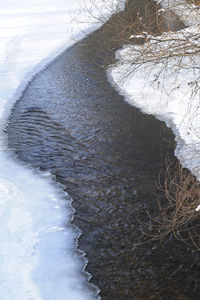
[7,33,200,300]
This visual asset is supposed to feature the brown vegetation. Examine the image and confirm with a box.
[140,159,200,250]
[188,0,200,5]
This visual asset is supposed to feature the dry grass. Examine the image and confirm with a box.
[138,159,200,250]
[160,160,200,232]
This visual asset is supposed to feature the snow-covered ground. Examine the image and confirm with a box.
[109,1,200,210]
[0,0,123,299]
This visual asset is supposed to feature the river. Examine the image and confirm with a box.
[6,4,200,300]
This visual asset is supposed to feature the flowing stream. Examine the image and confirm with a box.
[6,13,200,300]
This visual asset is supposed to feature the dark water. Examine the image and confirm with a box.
[6,20,200,300]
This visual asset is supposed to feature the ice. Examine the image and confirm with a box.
[0,0,123,299]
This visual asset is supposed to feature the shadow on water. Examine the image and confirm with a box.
[6,1,200,299]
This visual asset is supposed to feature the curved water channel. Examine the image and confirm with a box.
[6,17,200,300]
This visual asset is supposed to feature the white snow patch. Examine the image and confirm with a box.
[196,205,200,212]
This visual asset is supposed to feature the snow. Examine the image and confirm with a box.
[109,1,200,210]
[196,205,200,212]
[0,0,124,299]
[155,0,200,26]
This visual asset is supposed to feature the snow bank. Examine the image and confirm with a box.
[0,0,124,299]
[109,1,200,201]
